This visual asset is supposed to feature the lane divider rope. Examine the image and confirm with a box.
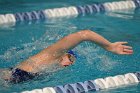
[21,72,140,93]
[0,0,140,26]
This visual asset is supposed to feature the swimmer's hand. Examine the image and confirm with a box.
[106,42,133,55]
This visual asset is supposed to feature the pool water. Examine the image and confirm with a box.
[0,0,140,93]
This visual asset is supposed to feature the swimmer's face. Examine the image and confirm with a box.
[60,53,76,67]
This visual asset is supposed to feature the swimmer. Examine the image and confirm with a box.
[0,30,133,83]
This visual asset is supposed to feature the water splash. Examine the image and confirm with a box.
[0,30,58,64]
[96,55,118,72]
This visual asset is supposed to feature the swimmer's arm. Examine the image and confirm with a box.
[45,30,133,58]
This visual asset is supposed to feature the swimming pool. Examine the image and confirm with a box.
[0,0,140,93]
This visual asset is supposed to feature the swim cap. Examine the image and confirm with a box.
[67,50,77,58]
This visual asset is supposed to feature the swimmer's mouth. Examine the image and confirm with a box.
[64,65,69,67]
[63,63,73,67]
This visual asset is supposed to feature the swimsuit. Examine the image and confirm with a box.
[10,68,38,83]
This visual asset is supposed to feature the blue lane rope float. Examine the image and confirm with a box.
[0,0,140,26]
[21,72,140,93]
[133,0,140,7]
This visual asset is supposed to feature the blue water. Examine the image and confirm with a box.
[0,0,140,93]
